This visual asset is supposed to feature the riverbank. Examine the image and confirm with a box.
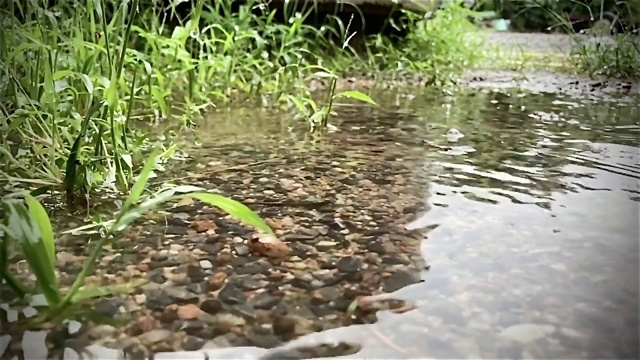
[465,31,640,95]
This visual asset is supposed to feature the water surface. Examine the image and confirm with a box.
[4,88,639,359]
[163,89,639,359]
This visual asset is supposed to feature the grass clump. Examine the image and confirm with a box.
[0,0,483,205]
[571,33,640,79]
[0,149,273,326]
[343,2,485,87]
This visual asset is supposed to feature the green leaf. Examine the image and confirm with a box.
[114,188,177,233]
[189,192,273,235]
[334,90,377,105]
[71,278,148,303]
[78,73,94,94]
[1,199,60,306]
[24,195,55,267]
[0,224,30,298]
[65,100,104,202]
[121,148,161,213]
[150,87,167,117]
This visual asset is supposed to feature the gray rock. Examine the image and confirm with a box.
[165,225,188,235]
[313,287,342,303]
[187,264,207,280]
[234,244,250,256]
[145,290,173,311]
[336,256,361,272]
[240,279,269,290]
[182,335,206,351]
[199,260,214,269]
[246,326,281,348]
[87,324,117,340]
[200,298,223,315]
[218,283,247,304]
[198,243,223,255]
[282,233,317,241]
[230,303,258,320]
[164,287,199,303]
[250,293,282,309]
[202,335,233,349]
[94,298,123,317]
[366,241,386,254]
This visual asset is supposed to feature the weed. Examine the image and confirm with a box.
[1,0,484,205]
[572,34,640,79]
[0,147,272,325]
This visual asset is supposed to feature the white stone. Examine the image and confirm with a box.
[199,260,213,269]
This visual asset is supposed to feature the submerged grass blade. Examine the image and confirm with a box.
[121,148,161,212]
[71,278,148,303]
[189,192,274,235]
[334,90,377,105]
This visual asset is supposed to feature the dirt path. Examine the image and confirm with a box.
[460,31,640,96]
[482,31,576,55]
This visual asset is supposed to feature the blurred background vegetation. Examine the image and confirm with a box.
[473,0,640,32]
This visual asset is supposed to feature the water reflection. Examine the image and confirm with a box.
[2,89,639,359]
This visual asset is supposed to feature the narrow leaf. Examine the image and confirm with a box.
[189,192,273,235]
[71,278,148,303]
[121,148,161,212]
[24,195,55,267]
[1,200,60,305]
[335,90,377,105]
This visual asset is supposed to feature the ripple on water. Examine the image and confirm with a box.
[2,89,639,359]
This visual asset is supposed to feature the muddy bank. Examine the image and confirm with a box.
[461,31,640,96]
[326,70,640,97]
[458,69,640,96]
[325,31,640,96]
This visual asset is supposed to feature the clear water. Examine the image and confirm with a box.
[3,88,639,359]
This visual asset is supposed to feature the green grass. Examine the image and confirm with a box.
[571,34,640,79]
[0,0,485,326]
[0,150,273,325]
[0,0,484,204]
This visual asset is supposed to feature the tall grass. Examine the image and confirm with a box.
[0,0,484,330]
[0,0,483,205]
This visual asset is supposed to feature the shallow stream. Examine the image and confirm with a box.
[2,87,639,359]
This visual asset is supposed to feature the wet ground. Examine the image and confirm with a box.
[463,31,640,95]
[2,85,638,359]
